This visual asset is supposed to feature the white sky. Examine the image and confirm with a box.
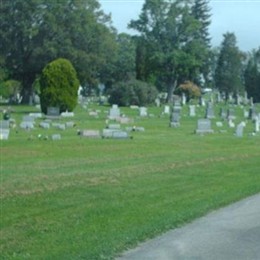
[99,0,260,52]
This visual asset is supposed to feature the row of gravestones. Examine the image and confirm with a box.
[169,100,260,137]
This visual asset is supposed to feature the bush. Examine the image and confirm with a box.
[108,79,158,106]
[40,58,79,114]
[175,81,201,102]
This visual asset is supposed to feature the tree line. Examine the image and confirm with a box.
[0,0,259,105]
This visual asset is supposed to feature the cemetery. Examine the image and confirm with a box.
[1,93,260,259]
[1,0,260,258]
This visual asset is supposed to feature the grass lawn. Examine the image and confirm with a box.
[1,103,260,259]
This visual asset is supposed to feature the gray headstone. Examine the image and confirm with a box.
[20,122,34,129]
[61,111,74,117]
[108,124,121,130]
[109,105,120,119]
[102,129,117,138]
[189,105,196,117]
[164,105,170,114]
[0,120,9,129]
[66,121,75,128]
[39,122,50,129]
[81,130,100,138]
[0,129,10,140]
[196,119,214,134]
[112,130,129,139]
[139,107,148,117]
[29,113,42,118]
[206,102,215,119]
[47,107,60,116]
[235,122,245,137]
[227,108,236,120]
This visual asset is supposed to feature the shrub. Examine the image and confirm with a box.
[175,81,201,102]
[40,58,79,114]
[108,79,158,106]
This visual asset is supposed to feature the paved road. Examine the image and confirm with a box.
[117,193,260,260]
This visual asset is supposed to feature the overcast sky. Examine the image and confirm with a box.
[99,0,260,52]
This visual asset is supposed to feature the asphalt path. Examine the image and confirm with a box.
[117,193,260,260]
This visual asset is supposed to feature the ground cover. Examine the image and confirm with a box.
[1,103,260,259]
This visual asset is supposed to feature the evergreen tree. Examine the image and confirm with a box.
[191,0,211,87]
[191,0,211,47]
[244,48,260,102]
[215,32,244,99]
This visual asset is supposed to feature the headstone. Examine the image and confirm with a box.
[111,130,129,139]
[199,97,206,107]
[57,124,66,130]
[39,122,50,129]
[130,105,139,109]
[139,107,147,117]
[255,117,259,132]
[20,122,34,129]
[170,106,181,128]
[47,107,60,117]
[102,129,117,138]
[228,119,235,128]
[132,126,145,132]
[216,121,223,127]
[243,109,249,118]
[0,129,10,140]
[29,113,42,118]
[109,105,120,119]
[116,117,133,124]
[0,120,9,129]
[170,111,180,127]
[155,98,160,107]
[164,105,170,114]
[61,111,74,117]
[65,121,75,128]
[51,134,61,140]
[227,108,236,120]
[235,94,241,106]
[189,105,196,117]
[235,122,245,137]
[108,124,121,130]
[181,93,186,105]
[89,111,98,117]
[195,119,214,134]
[206,102,215,119]
[81,130,100,138]
[244,91,248,104]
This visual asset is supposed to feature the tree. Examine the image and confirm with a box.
[129,0,210,102]
[0,0,117,103]
[108,79,158,106]
[191,0,212,86]
[102,33,136,91]
[244,48,260,102]
[39,58,79,114]
[215,32,244,99]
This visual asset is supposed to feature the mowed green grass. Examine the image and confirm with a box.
[1,103,260,259]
